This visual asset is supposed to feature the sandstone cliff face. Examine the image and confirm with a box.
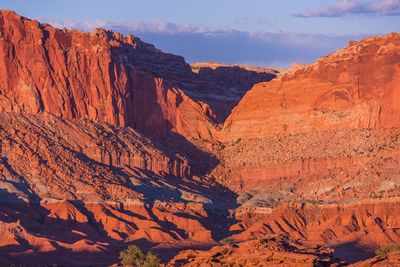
[0,10,217,140]
[0,12,238,265]
[212,128,400,193]
[0,11,278,140]
[222,33,400,140]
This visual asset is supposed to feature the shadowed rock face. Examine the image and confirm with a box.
[0,112,191,201]
[351,250,400,267]
[189,63,278,122]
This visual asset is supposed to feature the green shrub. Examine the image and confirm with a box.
[143,252,162,267]
[119,245,161,267]
[375,244,400,257]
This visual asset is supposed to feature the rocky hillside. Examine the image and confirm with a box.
[0,111,238,265]
[1,10,400,267]
[183,34,400,265]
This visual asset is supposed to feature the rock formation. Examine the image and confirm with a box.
[0,10,216,140]
[189,62,278,122]
[351,249,400,266]
[0,113,234,265]
[222,33,400,140]
[168,235,344,266]
[0,10,236,265]
[181,34,400,266]
[0,11,277,140]
[1,10,400,267]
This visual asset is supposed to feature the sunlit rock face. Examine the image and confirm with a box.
[221,33,400,140]
[0,11,278,141]
[0,10,217,140]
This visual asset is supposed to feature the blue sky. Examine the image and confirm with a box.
[1,0,400,66]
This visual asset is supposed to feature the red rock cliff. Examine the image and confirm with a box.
[222,33,400,140]
[0,10,215,139]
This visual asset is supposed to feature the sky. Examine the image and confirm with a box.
[1,0,399,67]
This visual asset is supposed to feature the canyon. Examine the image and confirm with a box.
[0,10,400,267]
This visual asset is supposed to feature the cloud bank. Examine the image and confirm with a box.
[295,0,400,18]
[46,19,362,67]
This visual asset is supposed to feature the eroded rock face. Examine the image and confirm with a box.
[221,33,400,140]
[232,199,400,263]
[0,10,217,140]
[0,112,193,201]
[169,235,342,267]
[0,112,234,265]
[211,128,400,194]
[0,11,238,266]
[173,199,400,266]
[189,33,400,267]
[0,11,278,140]
[0,197,218,266]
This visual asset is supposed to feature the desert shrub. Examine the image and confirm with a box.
[119,245,161,266]
[375,244,400,257]
[143,252,162,267]
[120,245,146,266]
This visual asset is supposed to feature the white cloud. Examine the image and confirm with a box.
[47,19,229,35]
[294,0,400,17]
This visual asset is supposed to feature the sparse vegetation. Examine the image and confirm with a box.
[119,245,161,267]
[375,244,400,257]
[143,252,162,267]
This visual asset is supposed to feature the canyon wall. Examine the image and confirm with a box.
[0,11,278,141]
[221,33,400,140]
[0,10,216,140]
